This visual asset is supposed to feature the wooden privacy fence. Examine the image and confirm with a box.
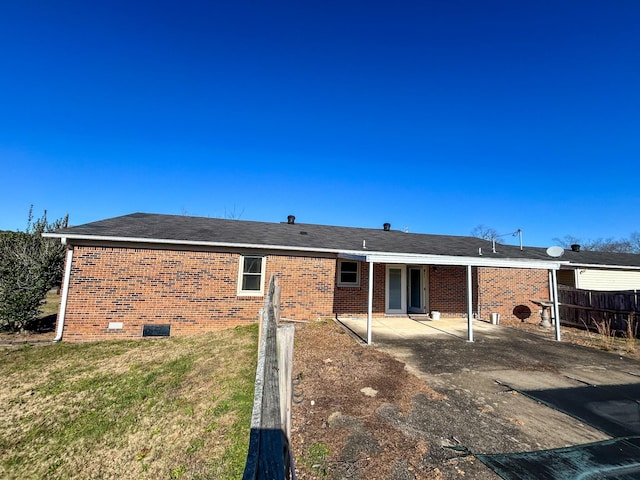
[558,286,640,337]
[243,275,295,480]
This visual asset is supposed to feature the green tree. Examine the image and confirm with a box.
[0,207,68,332]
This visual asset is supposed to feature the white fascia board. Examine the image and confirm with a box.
[43,233,563,269]
[43,233,363,256]
[566,262,640,271]
[362,252,563,270]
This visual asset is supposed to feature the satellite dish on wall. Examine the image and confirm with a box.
[546,246,565,258]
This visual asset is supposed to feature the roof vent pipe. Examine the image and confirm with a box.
[383,223,391,231]
[571,244,581,252]
[287,215,295,224]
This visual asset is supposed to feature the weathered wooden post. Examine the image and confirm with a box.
[274,278,281,323]
[243,274,295,480]
[277,324,294,442]
[257,308,264,350]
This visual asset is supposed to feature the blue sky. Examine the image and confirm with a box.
[1,1,638,247]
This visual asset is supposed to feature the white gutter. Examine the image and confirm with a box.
[359,252,563,270]
[562,262,640,271]
[43,232,377,257]
[43,233,564,270]
[53,247,74,342]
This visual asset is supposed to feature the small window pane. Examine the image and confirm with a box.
[243,275,261,291]
[339,261,359,285]
[244,257,262,274]
[341,271,358,283]
[341,262,358,273]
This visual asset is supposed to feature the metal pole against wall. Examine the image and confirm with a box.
[552,269,561,341]
[467,264,474,342]
[367,261,373,345]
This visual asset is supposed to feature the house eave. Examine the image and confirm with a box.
[43,233,564,269]
[42,232,368,257]
[562,262,640,271]
[350,252,564,270]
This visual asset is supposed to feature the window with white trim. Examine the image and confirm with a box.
[238,256,266,295]
[338,260,360,286]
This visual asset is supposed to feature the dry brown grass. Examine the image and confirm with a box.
[591,317,615,351]
[509,316,640,360]
[625,315,638,354]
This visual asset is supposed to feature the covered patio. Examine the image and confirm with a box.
[339,251,564,345]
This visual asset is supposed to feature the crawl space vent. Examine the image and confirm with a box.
[142,324,171,337]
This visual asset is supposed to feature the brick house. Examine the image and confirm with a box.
[45,213,566,342]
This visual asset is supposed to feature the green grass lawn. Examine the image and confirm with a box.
[0,325,258,480]
[40,289,62,318]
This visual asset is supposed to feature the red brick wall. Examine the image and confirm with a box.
[428,266,478,317]
[57,244,552,341]
[269,255,336,320]
[333,263,385,315]
[427,266,550,321]
[476,267,549,322]
[60,245,339,342]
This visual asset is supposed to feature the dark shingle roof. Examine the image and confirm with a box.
[527,246,640,268]
[54,213,640,268]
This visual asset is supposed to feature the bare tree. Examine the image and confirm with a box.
[630,232,640,253]
[553,232,640,254]
[470,224,499,241]
[224,205,245,220]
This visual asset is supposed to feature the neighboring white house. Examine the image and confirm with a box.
[555,246,640,291]
[571,268,640,291]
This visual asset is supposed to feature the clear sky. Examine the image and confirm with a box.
[1,1,638,247]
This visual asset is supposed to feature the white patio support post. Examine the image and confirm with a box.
[466,264,474,342]
[551,269,561,341]
[367,261,374,345]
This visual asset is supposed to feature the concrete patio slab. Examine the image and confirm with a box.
[338,315,499,343]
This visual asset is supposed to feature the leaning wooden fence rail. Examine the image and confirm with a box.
[243,275,295,480]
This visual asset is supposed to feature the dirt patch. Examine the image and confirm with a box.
[292,320,466,479]
[0,329,56,347]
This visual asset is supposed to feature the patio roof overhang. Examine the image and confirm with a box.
[339,251,565,270]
